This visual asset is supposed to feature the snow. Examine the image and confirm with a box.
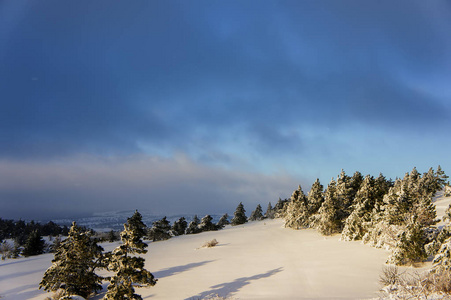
[1,219,389,300]
[1,192,450,300]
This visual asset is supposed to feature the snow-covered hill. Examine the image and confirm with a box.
[1,192,450,300]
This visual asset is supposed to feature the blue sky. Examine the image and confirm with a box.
[1,0,451,220]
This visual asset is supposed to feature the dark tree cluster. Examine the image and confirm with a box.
[0,219,71,259]
[0,219,69,242]
[147,213,231,241]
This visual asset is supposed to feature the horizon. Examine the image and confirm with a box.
[1,0,451,220]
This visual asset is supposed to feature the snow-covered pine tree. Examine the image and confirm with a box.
[39,222,104,299]
[284,185,310,229]
[341,175,376,241]
[186,215,201,234]
[335,170,354,226]
[432,236,451,273]
[307,179,324,216]
[231,202,247,226]
[374,173,393,209]
[50,235,62,253]
[265,202,275,219]
[314,178,341,235]
[147,216,171,241]
[437,165,449,188]
[105,210,157,300]
[199,215,218,232]
[274,197,289,218]
[387,215,428,265]
[22,230,45,257]
[171,217,188,236]
[249,204,264,221]
[107,230,118,242]
[349,171,364,201]
[216,213,230,229]
[284,200,308,229]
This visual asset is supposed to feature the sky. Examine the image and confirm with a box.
[1,0,451,220]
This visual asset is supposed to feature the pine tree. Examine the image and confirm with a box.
[199,215,218,232]
[171,217,188,236]
[231,202,247,226]
[105,211,157,300]
[50,235,62,253]
[274,198,289,218]
[249,204,264,221]
[186,215,201,234]
[432,237,451,273]
[387,216,428,265]
[437,165,449,187]
[22,230,45,257]
[284,185,310,229]
[217,214,230,229]
[349,171,364,200]
[147,217,171,241]
[265,202,275,219]
[374,173,392,209]
[40,222,104,299]
[108,230,118,242]
[284,200,309,229]
[307,179,324,215]
[335,169,354,225]
[341,175,376,241]
[315,178,340,235]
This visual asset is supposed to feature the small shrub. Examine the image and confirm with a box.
[379,265,451,298]
[202,239,219,248]
[379,265,401,286]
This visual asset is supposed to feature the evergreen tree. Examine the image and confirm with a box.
[432,237,451,273]
[105,211,157,300]
[307,179,324,215]
[335,170,354,225]
[284,185,310,229]
[387,216,428,265]
[265,202,275,219]
[217,214,230,229]
[249,204,264,221]
[231,202,247,226]
[147,217,171,241]
[22,230,45,257]
[50,235,62,253]
[315,179,340,235]
[291,185,307,203]
[108,230,119,242]
[186,215,201,234]
[374,173,392,209]
[284,200,309,229]
[274,198,289,218]
[40,222,104,299]
[11,240,20,258]
[349,171,364,200]
[341,175,376,241]
[199,215,218,232]
[171,217,188,236]
[437,165,449,190]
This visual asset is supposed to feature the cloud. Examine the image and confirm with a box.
[1,1,450,221]
[0,154,303,220]
[1,0,450,162]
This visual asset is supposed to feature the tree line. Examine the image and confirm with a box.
[282,166,450,266]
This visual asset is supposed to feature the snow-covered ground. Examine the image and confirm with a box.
[1,192,450,300]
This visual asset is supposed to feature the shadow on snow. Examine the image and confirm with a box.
[154,260,216,279]
[186,267,284,300]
